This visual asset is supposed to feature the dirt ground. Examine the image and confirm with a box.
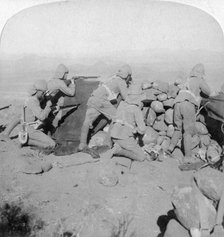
[0,136,194,237]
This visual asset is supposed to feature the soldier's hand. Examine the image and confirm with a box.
[70,77,76,84]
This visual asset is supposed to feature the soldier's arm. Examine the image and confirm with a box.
[28,98,52,121]
[55,80,76,96]
[117,79,128,100]
[200,79,211,96]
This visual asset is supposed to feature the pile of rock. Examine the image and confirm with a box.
[142,80,222,163]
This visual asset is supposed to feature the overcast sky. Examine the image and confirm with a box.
[0,0,224,57]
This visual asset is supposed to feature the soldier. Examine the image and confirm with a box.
[45,64,76,130]
[108,83,147,161]
[78,64,132,151]
[47,63,75,98]
[2,80,55,151]
[168,64,211,163]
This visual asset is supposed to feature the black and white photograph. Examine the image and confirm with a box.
[0,0,224,236]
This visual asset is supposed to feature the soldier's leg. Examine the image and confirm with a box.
[115,138,146,161]
[27,127,56,149]
[79,107,101,150]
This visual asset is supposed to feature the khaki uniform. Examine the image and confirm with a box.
[170,64,210,157]
[110,100,146,161]
[25,96,55,149]
[79,75,128,147]
[47,79,75,97]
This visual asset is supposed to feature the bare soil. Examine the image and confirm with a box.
[0,138,193,237]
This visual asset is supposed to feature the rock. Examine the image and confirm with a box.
[167,125,175,138]
[161,137,171,151]
[197,114,206,124]
[164,109,173,125]
[157,93,168,102]
[146,108,156,126]
[79,203,119,237]
[142,81,152,90]
[163,98,174,108]
[167,84,180,99]
[98,170,119,187]
[89,131,110,148]
[195,122,208,135]
[112,157,132,169]
[207,144,221,163]
[41,161,53,173]
[151,101,165,113]
[143,126,159,145]
[172,148,184,163]
[144,88,161,100]
[164,219,190,237]
[158,131,167,136]
[210,139,222,154]
[153,120,168,132]
[191,135,200,149]
[194,167,224,201]
[171,185,216,230]
[157,113,165,122]
[142,107,149,121]
[152,80,169,93]
[157,136,166,145]
[200,134,210,147]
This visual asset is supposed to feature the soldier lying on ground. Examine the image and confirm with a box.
[78,64,132,151]
[1,80,56,151]
[168,63,211,164]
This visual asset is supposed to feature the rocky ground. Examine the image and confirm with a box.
[0,136,194,237]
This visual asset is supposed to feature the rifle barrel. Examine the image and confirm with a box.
[0,104,11,111]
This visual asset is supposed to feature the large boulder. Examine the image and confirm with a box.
[89,131,111,148]
[161,137,171,151]
[163,98,174,108]
[167,125,175,138]
[153,120,168,132]
[195,122,208,135]
[146,108,156,126]
[151,101,165,113]
[157,93,168,102]
[142,126,159,145]
[200,134,210,147]
[171,185,216,230]
[207,143,221,163]
[172,148,184,163]
[167,84,180,99]
[194,167,224,201]
[164,109,173,125]
[164,219,190,237]
[152,80,169,93]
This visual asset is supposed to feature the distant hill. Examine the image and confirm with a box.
[0,49,224,95]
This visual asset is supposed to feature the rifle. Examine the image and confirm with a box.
[71,76,99,81]
[0,104,11,111]
[51,104,79,115]
[44,76,99,101]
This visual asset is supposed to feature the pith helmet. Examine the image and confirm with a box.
[116,64,132,79]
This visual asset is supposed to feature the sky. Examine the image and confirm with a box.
[0,0,224,58]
